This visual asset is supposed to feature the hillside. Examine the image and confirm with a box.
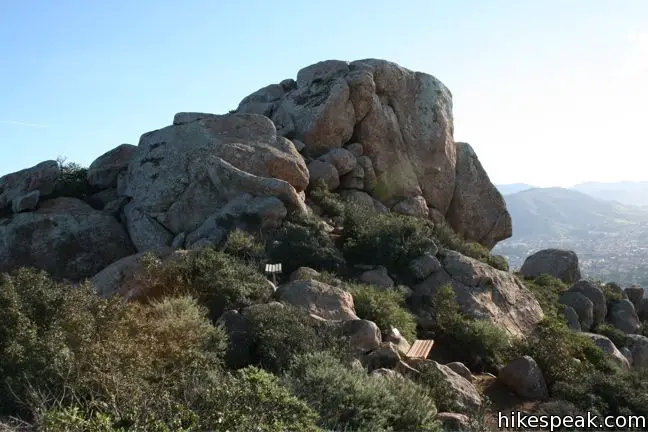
[494,187,648,285]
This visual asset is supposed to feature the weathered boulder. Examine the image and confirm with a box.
[446,362,473,382]
[339,164,365,190]
[367,342,401,372]
[385,327,411,356]
[236,59,458,219]
[607,299,641,334]
[570,280,607,325]
[318,148,357,176]
[625,285,644,310]
[0,160,59,212]
[498,356,549,400]
[216,309,253,368]
[87,144,137,190]
[275,279,358,321]
[340,319,382,353]
[560,305,581,331]
[559,291,594,331]
[11,190,40,213]
[605,282,628,300]
[423,361,482,411]
[446,142,512,249]
[359,266,394,289]
[307,160,339,191]
[289,266,320,282]
[639,298,648,321]
[626,334,648,370]
[0,198,134,280]
[345,142,363,157]
[412,250,543,337]
[408,252,442,281]
[582,333,630,369]
[520,249,581,284]
[122,113,308,251]
[356,156,376,191]
[391,195,429,218]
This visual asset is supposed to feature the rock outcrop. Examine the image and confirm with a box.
[0,198,134,280]
[236,59,510,248]
[275,279,358,321]
[520,249,581,284]
[413,250,543,337]
[498,356,549,400]
[122,113,308,251]
[569,280,607,326]
[607,299,641,334]
[0,160,60,213]
[446,142,512,249]
[582,333,630,369]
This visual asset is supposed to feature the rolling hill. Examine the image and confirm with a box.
[571,181,648,207]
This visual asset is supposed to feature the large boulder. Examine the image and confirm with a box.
[412,250,543,337]
[421,361,482,411]
[87,144,137,190]
[498,356,549,400]
[626,334,648,370]
[569,280,607,325]
[581,333,630,369]
[520,249,581,284]
[237,59,507,247]
[339,319,382,353]
[625,285,644,310]
[560,305,582,331]
[0,198,134,280]
[122,113,308,251]
[446,142,512,249]
[359,266,394,289]
[559,291,594,331]
[608,299,641,334]
[275,279,358,321]
[0,160,60,212]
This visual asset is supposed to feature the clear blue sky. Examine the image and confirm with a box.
[2,0,647,187]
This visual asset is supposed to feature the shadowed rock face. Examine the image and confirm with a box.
[122,113,309,251]
[237,59,511,248]
[0,198,134,280]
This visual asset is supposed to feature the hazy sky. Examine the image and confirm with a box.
[1,0,647,187]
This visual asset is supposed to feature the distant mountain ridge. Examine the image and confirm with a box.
[493,186,648,285]
[496,181,648,207]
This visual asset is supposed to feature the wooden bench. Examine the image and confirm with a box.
[405,339,434,360]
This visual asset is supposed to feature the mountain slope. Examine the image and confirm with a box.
[503,187,648,238]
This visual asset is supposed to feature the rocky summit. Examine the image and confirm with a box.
[0,59,511,280]
[2,59,647,431]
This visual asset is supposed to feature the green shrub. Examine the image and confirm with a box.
[602,283,625,303]
[432,221,509,271]
[286,352,440,432]
[0,267,227,422]
[309,179,346,221]
[342,204,437,274]
[429,285,514,371]
[52,157,94,200]
[139,248,273,320]
[243,304,347,373]
[345,283,417,341]
[222,228,266,264]
[267,214,344,275]
[522,273,569,316]
[594,323,628,349]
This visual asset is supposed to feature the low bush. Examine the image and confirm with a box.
[243,304,347,374]
[139,248,273,320]
[222,228,266,265]
[286,352,440,432]
[308,179,346,221]
[342,204,437,274]
[429,285,515,371]
[51,158,94,200]
[594,323,628,349]
[267,214,344,275]
[522,273,569,316]
[345,283,417,341]
[432,221,509,271]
